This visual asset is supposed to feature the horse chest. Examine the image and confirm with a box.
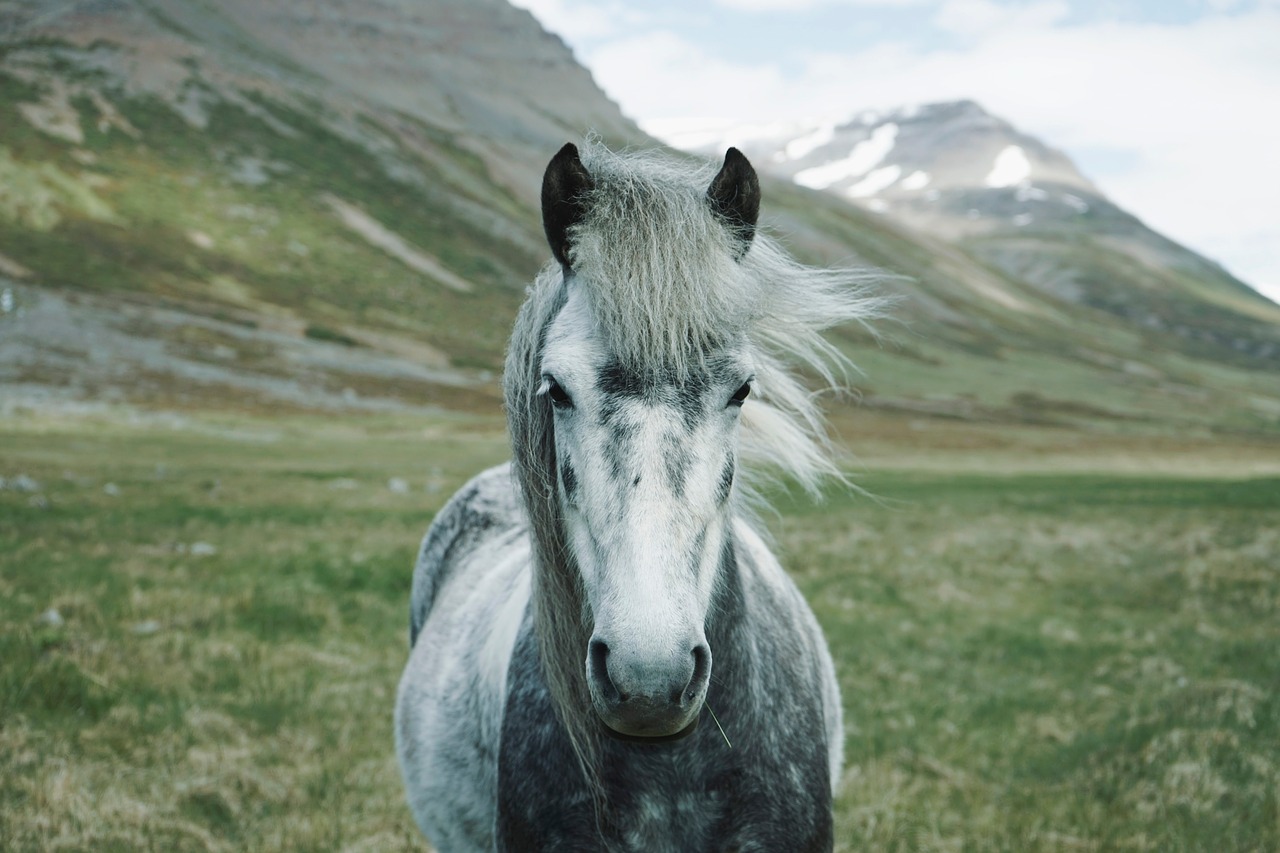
[602,769,733,852]
[497,630,833,852]
[499,740,831,852]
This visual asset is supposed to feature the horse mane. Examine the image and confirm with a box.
[503,141,882,799]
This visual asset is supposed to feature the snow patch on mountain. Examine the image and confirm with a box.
[848,165,902,198]
[901,170,931,190]
[1062,193,1090,213]
[986,145,1031,188]
[794,123,898,190]
[781,123,836,162]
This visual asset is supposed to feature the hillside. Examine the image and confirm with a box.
[1,0,1278,439]
[0,0,631,411]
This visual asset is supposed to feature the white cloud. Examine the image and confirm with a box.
[581,7,1280,300]
[507,0,636,42]
[712,0,929,8]
[933,0,1069,37]
[584,31,792,124]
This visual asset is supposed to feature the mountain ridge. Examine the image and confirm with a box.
[653,98,1280,365]
[1,0,1277,436]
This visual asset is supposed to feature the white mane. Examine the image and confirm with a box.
[560,141,882,495]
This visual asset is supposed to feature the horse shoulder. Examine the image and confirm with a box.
[397,463,532,851]
[732,518,845,797]
[409,462,524,645]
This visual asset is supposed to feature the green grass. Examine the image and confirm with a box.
[0,411,507,851]
[2,411,1278,851]
[779,472,1279,851]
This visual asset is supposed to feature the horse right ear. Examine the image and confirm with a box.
[542,143,594,269]
[707,147,760,259]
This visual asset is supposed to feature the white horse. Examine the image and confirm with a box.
[396,141,878,851]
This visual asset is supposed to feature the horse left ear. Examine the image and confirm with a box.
[706,147,760,259]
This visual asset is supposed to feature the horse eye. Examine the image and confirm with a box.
[728,382,751,408]
[547,380,573,409]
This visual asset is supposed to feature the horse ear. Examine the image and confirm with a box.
[542,143,594,269]
[706,147,760,258]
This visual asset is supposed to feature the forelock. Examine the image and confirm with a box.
[568,143,758,376]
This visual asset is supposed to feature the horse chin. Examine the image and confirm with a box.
[598,714,701,744]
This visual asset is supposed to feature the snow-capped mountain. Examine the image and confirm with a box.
[653,100,1098,237]
[653,101,1280,363]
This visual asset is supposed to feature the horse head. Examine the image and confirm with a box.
[535,143,760,739]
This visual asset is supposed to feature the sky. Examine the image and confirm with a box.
[509,0,1280,303]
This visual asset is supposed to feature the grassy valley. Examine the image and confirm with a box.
[3,1,1280,850]
[2,410,1277,850]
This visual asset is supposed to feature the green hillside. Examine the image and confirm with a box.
[0,44,531,371]
[1,0,1278,439]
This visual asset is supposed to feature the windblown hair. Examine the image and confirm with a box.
[504,141,882,798]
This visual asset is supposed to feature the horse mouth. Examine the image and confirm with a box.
[598,714,701,744]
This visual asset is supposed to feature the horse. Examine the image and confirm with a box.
[395,141,878,851]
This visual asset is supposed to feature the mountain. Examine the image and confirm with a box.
[1,1,1278,437]
[0,0,635,410]
[660,101,1096,216]
[658,101,1280,367]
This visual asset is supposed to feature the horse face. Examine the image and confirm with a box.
[541,288,750,739]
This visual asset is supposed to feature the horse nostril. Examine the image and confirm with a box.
[589,639,621,703]
[682,644,712,705]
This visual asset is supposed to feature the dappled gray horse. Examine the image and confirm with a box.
[396,141,877,851]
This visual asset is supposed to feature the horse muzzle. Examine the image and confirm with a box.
[586,636,712,739]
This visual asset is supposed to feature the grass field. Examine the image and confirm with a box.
[2,408,1277,851]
